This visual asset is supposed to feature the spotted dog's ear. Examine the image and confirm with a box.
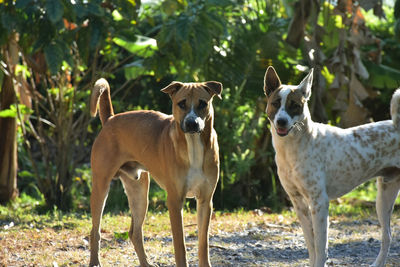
[264,66,281,97]
[298,69,313,100]
[161,81,184,97]
[204,81,223,99]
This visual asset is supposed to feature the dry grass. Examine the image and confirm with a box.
[0,198,399,266]
[0,209,294,266]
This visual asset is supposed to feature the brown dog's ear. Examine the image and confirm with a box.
[161,81,184,97]
[264,66,281,97]
[204,81,223,99]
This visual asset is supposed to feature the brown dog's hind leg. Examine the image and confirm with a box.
[120,171,156,267]
[89,170,112,267]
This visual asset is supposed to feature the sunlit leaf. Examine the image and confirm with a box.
[124,60,154,80]
[127,0,136,6]
[19,104,33,115]
[112,10,123,21]
[321,66,334,86]
[0,108,17,118]
[113,35,157,57]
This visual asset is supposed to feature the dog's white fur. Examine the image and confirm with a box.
[264,66,400,267]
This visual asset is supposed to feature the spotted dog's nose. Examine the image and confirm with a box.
[277,118,288,128]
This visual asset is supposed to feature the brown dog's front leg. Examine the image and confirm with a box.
[167,194,187,267]
[196,197,212,267]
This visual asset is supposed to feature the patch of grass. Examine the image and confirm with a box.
[329,180,400,218]
[329,198,372,218]
[1,197,301,266]
[1,193,400,266]
[345,180,400,204]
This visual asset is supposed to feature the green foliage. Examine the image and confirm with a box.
[0,106,17,118]
[45,0,64,24]
[4,0,400,214]
[0,0,142,210]
[43,42,65,75]
[364,61,400,89]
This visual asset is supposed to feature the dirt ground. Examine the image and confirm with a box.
[1,208,400,267]
[0,205,399,267]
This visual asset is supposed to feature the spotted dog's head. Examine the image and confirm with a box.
[161,81,222,134]
[263,66,313,137]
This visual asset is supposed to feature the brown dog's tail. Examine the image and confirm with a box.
[90,78,114,125]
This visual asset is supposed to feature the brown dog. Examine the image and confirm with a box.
[89,78,222,267]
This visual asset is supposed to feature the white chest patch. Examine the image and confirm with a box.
[185,134,205,198]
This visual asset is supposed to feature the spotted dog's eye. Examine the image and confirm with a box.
[272,99,281,109]
[289,101,302,111]
[198,100,207,110]
[178,100,186,109]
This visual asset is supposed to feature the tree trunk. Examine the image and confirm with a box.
[0,34,21,204]
[0,71,18,204]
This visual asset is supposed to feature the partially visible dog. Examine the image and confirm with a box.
[89,78,222,267]
[263,66,400,267]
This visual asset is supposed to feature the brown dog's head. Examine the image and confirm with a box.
[161,81,222,133]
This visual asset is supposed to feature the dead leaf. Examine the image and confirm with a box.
[350,72,369,101]
[336,0,353,14]
[373,3,385,18]
[286,0,313,47]
[353,48,369,80]
[330,76,340,90]
[358,0,379,11]
[353,7,365,26]
[332,88,348,112]
[340,83,369,128]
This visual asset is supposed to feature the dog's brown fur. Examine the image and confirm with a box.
[89,79,222,267]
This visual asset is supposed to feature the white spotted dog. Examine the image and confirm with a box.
[263,66,400,267]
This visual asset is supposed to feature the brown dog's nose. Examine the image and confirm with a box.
[184,119,200,133]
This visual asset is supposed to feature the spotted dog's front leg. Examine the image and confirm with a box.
[289,194,316,267]
[310,191,329,267]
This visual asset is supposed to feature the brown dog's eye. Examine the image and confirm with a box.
[198,100,207,110]
[178,100,186,109]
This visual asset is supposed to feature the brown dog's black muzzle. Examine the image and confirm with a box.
[181,118,202,133]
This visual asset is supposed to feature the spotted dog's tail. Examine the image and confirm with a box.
[390,88,400,129]
[90,78,114,126]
